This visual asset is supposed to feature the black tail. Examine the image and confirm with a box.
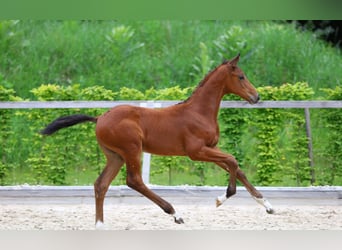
[40,114,97,135]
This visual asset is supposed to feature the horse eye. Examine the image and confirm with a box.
[239,75,245,80]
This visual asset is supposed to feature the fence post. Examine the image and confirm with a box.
[139,101,162,184]
[142,152,151,184]
[304,108,315,184]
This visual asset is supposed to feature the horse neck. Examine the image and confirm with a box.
[184,68,227,119]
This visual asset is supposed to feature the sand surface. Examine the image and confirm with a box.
[0,202,341,230]
[1,186,341,230]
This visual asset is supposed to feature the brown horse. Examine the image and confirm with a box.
[41,54,274,227]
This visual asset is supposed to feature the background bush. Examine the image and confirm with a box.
[0,20,341,186]
[0,83,341,186]
[1,20,341,98]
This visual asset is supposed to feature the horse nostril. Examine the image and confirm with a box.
[248,93,260,104]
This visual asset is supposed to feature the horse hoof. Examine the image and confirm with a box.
[174,217,184,224]
[266,208,275,214]
[95,221,107,230]
[216,197,225,207]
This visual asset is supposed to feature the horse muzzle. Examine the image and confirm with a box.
[248,93,260,104]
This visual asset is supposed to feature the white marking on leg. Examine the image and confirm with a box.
[216,193,227,207]
[171,212,184,224]
[253,197,274,214]
[95,221,105,229]
[172,212,181,220]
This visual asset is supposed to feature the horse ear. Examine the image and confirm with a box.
[229,53,240,67]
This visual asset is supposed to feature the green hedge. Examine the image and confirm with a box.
[0,82,341,186]
[1,21,341,99]
[317,87,342,185]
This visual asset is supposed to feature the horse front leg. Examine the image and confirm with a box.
[188,146,239,206]
[189,146,274,214]
[217,162,274,214]
[236,168,274,214]
[214,160,239,207]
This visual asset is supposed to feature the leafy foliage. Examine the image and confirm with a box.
[1,20,341,99]
[1,82,341,186]
[0,20,341,186]
[318,87,342,184]
[251,83,314,185]
[0,84,20,184]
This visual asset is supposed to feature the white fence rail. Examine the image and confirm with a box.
[1,100,342,109]
[1,100,342,184]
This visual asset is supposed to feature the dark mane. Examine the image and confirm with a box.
[177,61,227,105]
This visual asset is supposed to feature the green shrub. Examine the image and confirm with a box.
[318,87,342,184]
[1,20,341,99]
[1,82,341,186]
[0,83,21,184]
[245,83,315,185]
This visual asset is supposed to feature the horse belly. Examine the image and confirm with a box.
[142,130,186,156]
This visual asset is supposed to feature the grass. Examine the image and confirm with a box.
[1,20,341,99]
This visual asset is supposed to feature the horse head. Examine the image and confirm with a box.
[223,54,260,104]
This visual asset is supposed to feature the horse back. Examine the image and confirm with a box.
[95,105,188,156]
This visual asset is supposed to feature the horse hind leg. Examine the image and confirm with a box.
[94,146,124,228]
[125,155,184,224]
